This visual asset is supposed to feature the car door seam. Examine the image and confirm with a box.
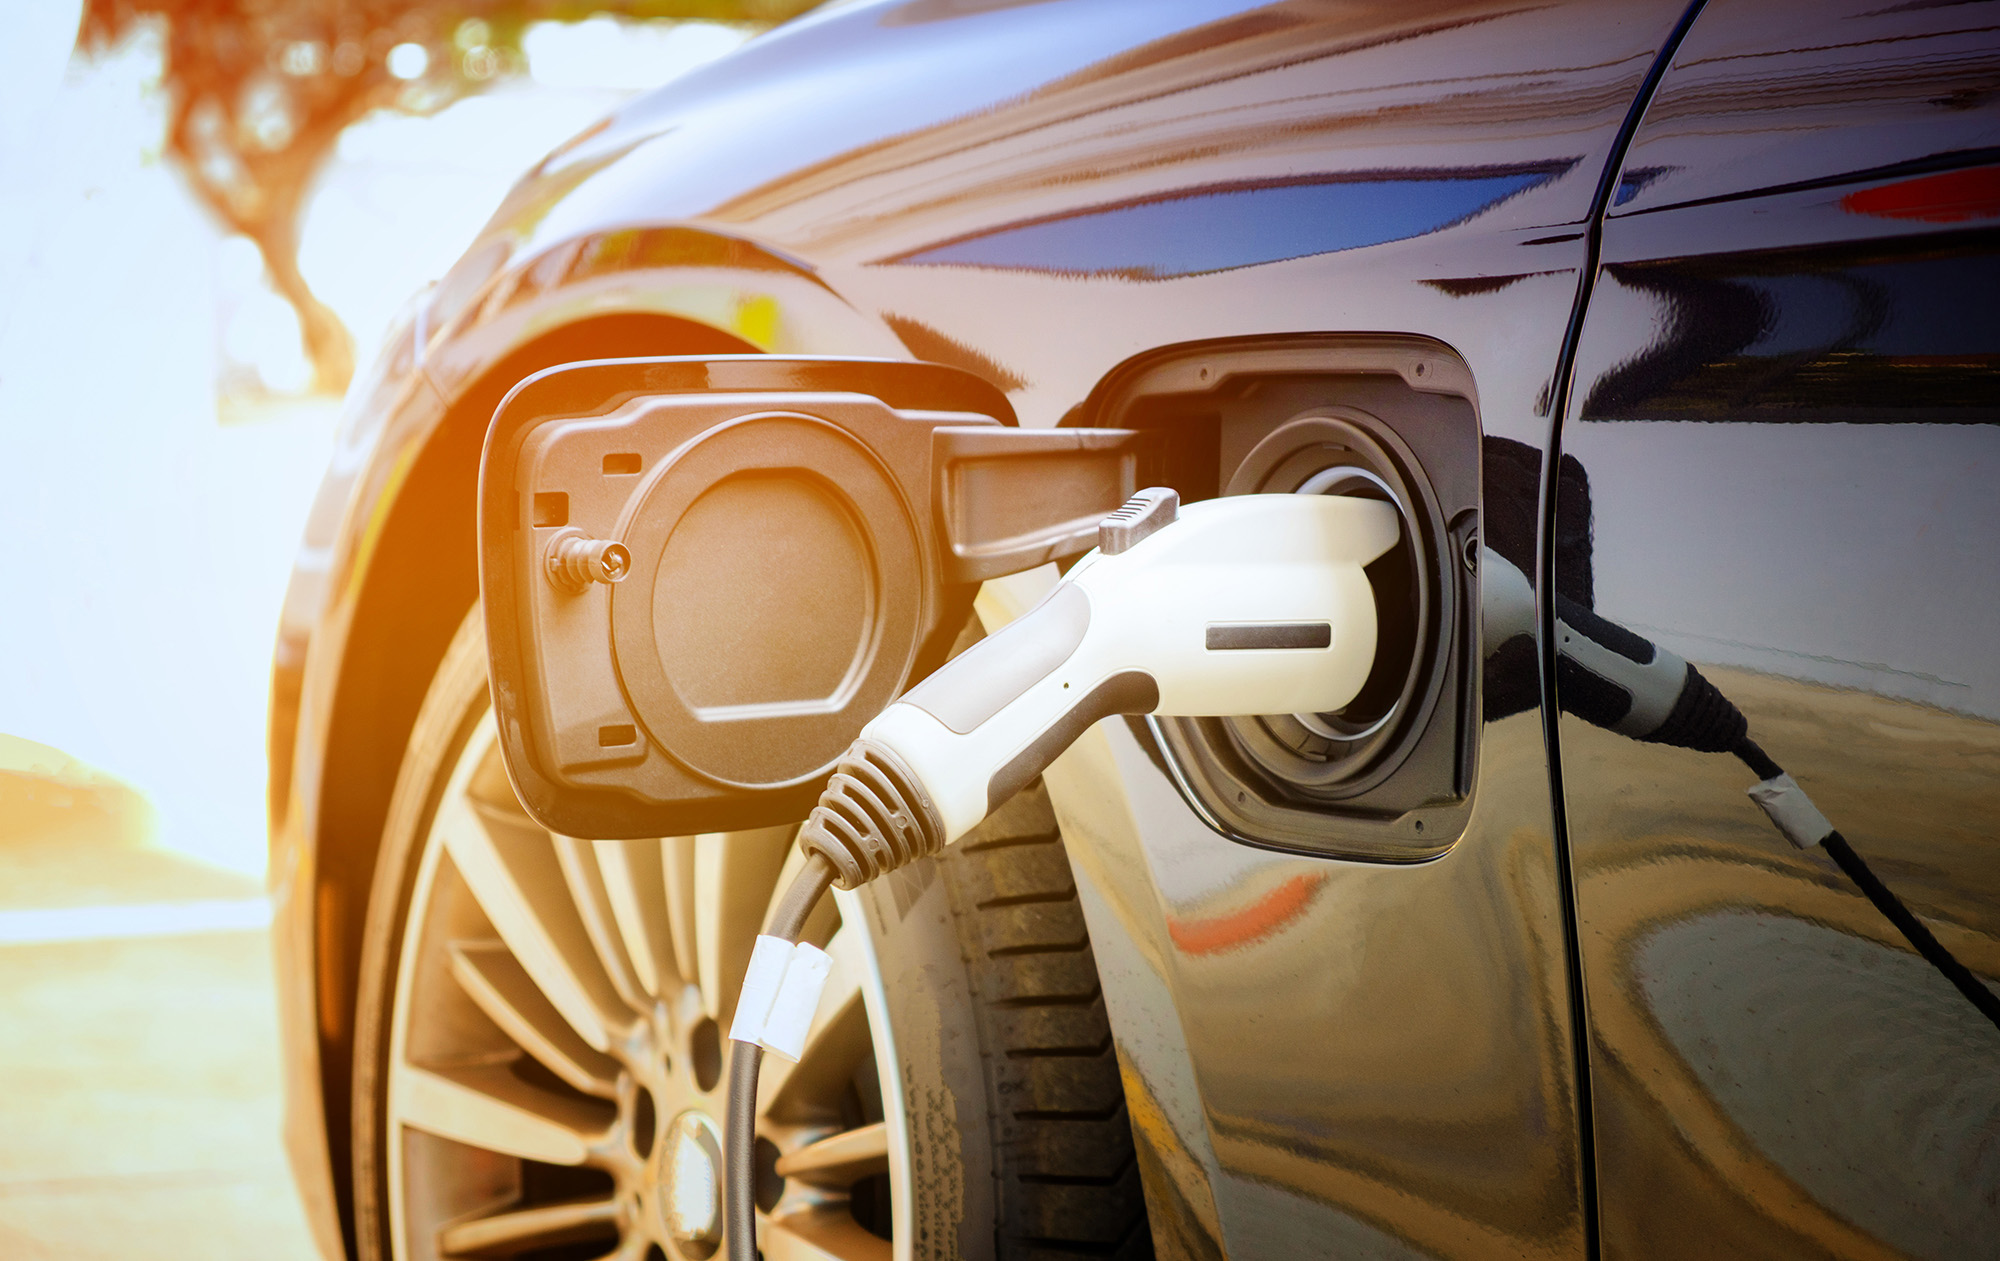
[1535,3,1712,1256]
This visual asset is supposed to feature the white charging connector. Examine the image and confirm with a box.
[799,488,1400,876]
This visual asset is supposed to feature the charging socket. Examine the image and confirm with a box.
[1082,336,1481,861]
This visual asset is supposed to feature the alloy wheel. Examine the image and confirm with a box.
[380,712,903,1260]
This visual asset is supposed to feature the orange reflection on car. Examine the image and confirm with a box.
[1166,872,1327,957]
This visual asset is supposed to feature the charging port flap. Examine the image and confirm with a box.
[477,355,1147,839]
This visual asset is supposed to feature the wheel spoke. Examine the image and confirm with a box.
[761,1205,892,1261]
[449,940,619,1100]
[593,838,678,998]
[437,1194,620,1257]
[393,1062,614,1167]
[663,835,701,992]
[552,834,649,1011]
[774,1121,888,1186]
[693,827,794,1023]
[759,923,870,1120]
[437,791,630,1051]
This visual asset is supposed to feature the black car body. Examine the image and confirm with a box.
[269,0,2000,1256]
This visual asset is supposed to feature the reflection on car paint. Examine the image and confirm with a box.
[1841,163,2000,225]
[1562,423,2000,719]
[1607,0,2000,219]
[564,226,823,287]
[1639,909,2000,1258]
[1559,673,2000,1257]
[1560,8,2000,1245]
[1161,871,1326,956]
[881,166,1573,278]
[1582,241,2000,423]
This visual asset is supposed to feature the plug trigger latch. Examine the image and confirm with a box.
[1100,487,1179,555]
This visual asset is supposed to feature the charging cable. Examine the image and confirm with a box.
[720,851,836,1253]
[1485,548,2000,1031]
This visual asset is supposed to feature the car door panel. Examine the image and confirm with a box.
[1556,1,2000,1254]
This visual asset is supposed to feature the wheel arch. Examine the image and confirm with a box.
[304,309,758,1254]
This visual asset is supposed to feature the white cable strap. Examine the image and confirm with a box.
[727,934,834,1062]
[729,935,794,1047]
[1747,773,1834,849]
[759,941,832,1062]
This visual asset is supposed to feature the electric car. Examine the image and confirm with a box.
[268,1,2000,1257]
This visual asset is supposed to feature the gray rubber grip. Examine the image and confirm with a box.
[900,584,1091,734]
[986,669,1158,814]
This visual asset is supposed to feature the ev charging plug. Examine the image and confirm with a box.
[799,487,1401,885]
[723,488,1399,1257]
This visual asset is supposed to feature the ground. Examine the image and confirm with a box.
[0,759,317,1258]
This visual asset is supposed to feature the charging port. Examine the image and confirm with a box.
[1084,335,1481,860]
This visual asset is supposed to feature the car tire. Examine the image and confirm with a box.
[347,608,1154,1260]
[933,790,1158,1259]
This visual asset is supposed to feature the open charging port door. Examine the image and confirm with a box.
[477,355,1149,839]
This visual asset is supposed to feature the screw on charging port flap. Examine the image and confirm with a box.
[477,355,1154,840]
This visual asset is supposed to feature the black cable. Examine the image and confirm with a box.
[1821,830,2000,1031]
[1734,738,1782,783]
[725,850,837,1261]
[1735,739,2000,1033]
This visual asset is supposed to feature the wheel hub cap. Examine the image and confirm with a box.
[662,1110,725,1254]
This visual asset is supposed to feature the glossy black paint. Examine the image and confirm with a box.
[883,164,1576,276]
[1556,0,2000,1254]
[1582,238,2000,423]
[265,0,1999,1256]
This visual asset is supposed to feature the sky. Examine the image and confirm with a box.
[0,11,751,877]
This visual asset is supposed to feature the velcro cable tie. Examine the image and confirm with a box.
[727,934,833,1062]
[1747,773,1834,849]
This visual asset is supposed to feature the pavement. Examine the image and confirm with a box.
[0,747,318,1259]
